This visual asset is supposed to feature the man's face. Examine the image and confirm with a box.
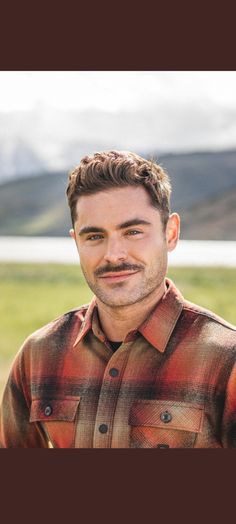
[71,186,179,308]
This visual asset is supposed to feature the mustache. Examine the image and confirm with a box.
[95,262,143,276]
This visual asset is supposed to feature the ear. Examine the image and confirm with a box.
[166,213,180,252]
[69,228,75,239]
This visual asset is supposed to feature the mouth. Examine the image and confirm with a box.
[98,270,140,283]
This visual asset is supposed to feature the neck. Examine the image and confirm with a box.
[96,281,166,342]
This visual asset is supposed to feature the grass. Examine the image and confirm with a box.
[0,263,235,399]
[168,266,236,322]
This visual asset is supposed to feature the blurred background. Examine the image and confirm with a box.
[1,71,236,240]
[0,71,236,398]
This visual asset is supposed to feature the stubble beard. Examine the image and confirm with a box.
[80,258,167,308]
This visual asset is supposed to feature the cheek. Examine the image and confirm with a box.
[78,245,103,270]
[134,237,166,260]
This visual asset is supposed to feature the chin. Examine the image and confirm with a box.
[101,299,136,308]
[98,293,144,308]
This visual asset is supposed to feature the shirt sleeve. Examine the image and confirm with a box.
[0,341,48,448]
[221,358,236,448]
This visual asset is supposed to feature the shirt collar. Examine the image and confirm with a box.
[73,296,97,347]
[138,278,184,352]
[73,278,184,353]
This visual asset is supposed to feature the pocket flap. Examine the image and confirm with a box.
[129,400,204,433]
[30,398,81,423]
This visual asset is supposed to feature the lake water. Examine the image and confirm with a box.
[0,236,236,266]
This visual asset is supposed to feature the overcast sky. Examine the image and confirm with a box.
[1,71,236,153]
[2,71,236,112]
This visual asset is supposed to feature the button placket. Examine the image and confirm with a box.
[99,424,108,434]
[109,367,119,377]
[93,343,131,448]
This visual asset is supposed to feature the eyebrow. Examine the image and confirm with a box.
[78,218,151,236]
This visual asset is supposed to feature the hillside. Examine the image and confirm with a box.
[158,149,236,210]
[0,172,72,236]
[0,150,236,239]
[181,186,236,240]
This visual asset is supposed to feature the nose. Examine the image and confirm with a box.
[103,237,128,264]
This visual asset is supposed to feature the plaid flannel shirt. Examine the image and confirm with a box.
[1,278,236,448]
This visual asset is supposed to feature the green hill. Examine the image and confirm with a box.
[0,150,236,239]
[0,172,71,236]
[181,186,236,240]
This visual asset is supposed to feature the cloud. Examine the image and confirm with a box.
[1,83,236,181]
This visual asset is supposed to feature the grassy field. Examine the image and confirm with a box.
[0,263,236,399]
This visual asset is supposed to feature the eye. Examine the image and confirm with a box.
[126,229,142,236]
[87,234,103,241]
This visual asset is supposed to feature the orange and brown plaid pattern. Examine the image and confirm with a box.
[1,278,236,448]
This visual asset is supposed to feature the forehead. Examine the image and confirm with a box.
[74,186,160,227]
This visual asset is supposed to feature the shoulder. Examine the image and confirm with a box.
[7,304,91,406]
[167,278,236,341]
[183,299,236,332]
[180,299,236,352]
[18,303,90,356]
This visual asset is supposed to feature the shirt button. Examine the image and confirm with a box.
[44,405,52,417]
[109,368,119,377]
[160,411,172,423]
[99,424,108,434]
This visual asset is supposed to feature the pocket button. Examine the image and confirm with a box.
[160,410,172,423]
[44,405,52,417]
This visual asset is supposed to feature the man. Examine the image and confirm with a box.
[1,150,236,448]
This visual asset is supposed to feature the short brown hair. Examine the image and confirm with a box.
[66,150,171,227]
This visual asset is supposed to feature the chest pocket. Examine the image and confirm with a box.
[30,398,80,448]
[129,400,204,448]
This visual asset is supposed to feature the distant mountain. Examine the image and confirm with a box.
[0,137,47,179]
[0,106,124,182]
[1,104,236,185]
[181,186,236,240]
[157,149,236,210]
[0,149,236,239]
[0,172,71,236]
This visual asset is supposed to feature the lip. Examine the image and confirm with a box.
[98,270,140,282]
